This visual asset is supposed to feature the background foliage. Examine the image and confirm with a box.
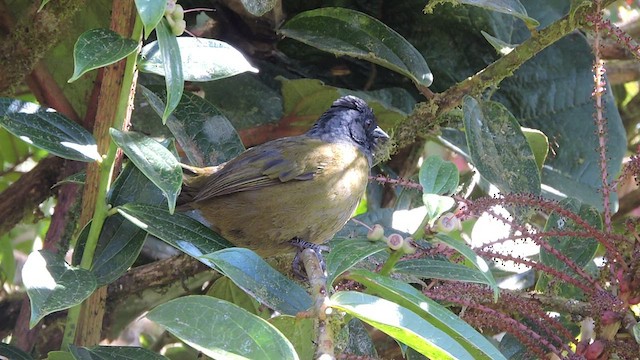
[1,0,640,359]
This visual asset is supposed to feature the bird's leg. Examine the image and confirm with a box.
[289,238,329,278]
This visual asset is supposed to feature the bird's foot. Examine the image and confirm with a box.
[289,238,329,279]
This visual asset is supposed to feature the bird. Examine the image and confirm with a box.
[178,95,390,257]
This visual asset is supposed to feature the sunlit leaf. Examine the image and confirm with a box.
[140,38,258,82]
[148,296,298,359]
[201,248,312,315]
[23,250,96,328]
[69,28,138,82]
[280,8,432,87]
[109,129,181,213]
[0,98,99,162]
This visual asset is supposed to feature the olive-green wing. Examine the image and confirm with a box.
[189,136,326,202]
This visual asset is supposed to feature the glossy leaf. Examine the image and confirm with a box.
[463,96,541,195]
[419,156,459,195]
[342,318,378,357]
[140,85,245,166]
[325,238,388,286]
[279,8,432,87]
[140,37,258,82]
[207,277,269,318]
[23,250,97,328]
[0,98,99,162]
[135,0,165,38]
[155,18,183,122]
[425,0,539,28]
[0,343,33,360]
[89,215,148,286]
[201,248,312,315]
[109,129,181,213]
[69,28,139,82]
[69,345,166,360]
[331,291,473,359]
[80,157,170,284]
[117,203,232,267]
[435,233,499,300]
[423,194,456,225]
[394,259,492,286]
[536,198,600,294]
[494,33,625,209]
[481,30,518,55]
[347,269,506,360]
[240,0,276,16]
[53,171,87,187]
[269,316,315,360]
[522,127,548,171]
[148,295,298,360]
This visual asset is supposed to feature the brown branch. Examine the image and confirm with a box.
[613,188,640,221]
[73,0,139,347]
[0,0,85,96]
[0,157,65,236]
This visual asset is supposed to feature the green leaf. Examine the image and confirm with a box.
[68,28,139,82]
[53,171,86,187]
[522,127,548,171]
[135,0,166,38]
[201,248,312,315]
[69,345,167,360]
[116,203,232,265]
[394,259,493,286]
[481,31,518,55]
[48,351,76,360]
[423,194,456,224]
[207,277,269,318]
[494,33,625,210]
[0,234,16,285]
[109,129,181,213]
[419,156,459,195]
[22,250,97,328]
[536,198,600,295]
[342,318,378,357]
[325,238,388,286]
[330,291,473,359]
[279,77,407,129]
[424,0,539,28]
[269,316,315,360]
[147,295,298,360]
[279,8,432,87]
[140,38,258,82]
[155,18,183,122]
[0,98,100,162]
[633,322,640,345]
[140,85,245,166]
[435,233,499,301]
[82,158,173,285]
[0,343,33,360]
[37,0,51,12]
[463,96,541,195]
[240,0,276,16]
[88,215,148,286]
[347,269,506,360]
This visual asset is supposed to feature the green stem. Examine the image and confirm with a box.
[379,250,403,276]
[61,14,143,350]
[412,215,430,241]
